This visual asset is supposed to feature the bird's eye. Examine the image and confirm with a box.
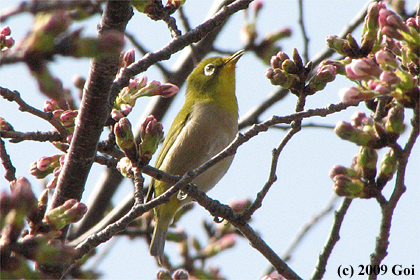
[204,64,216,76]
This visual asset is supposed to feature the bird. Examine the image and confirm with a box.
[149,50,244,263]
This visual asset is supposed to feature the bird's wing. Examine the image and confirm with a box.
[146,102,193,201]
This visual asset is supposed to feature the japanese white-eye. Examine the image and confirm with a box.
[149,50,244,263]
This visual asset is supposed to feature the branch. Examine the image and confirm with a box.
[0,137,16,181]
[51,1,132,208]
[0,87,68,138]
[0,130,63,143]
[368,105,419,279]
[0,0,102,22]
[310,197,353,280]
[282,195,338,262]
[298,0,310,63]
[182,184,302,280]
[72,101,357,261]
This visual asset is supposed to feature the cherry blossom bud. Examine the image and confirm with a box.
[114,117,138,163]
[123,49,135,67]
[329,165,359,180]
[345,58,382,80]
[333,175,365,198]
[43,100,60,112]
[172,269,189,280]
[338,87,375,103]
[139,115,163,163]
[45,199,87,230]
[379,70,400,84]
[357,146,378,181]
[385,104,405,134]
[377,149,398,188]
[375,49,398,68]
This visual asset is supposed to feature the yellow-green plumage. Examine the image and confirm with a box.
[149,50,244,263]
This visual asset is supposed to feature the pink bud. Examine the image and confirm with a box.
[375,49,398,67]
[36,156,53,171]
[60,110,78,122]
[346,58,382,80]
[405,16,420,29]
[338,87,374,102]
[374,84,392,95]
[123,49,135,67]
[379,70,400,84]
[339,87,360,102]
[1,26,11,36]
[44,100,60,112]
[152,83,179,98]
[350,112,368,127]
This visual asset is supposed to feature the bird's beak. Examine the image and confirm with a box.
[225,50,245,66]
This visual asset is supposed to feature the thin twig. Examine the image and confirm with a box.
[0,0,103,22]
[183,184,303,280]
[124,32,171,78]
[0,137,16,181]
[310,197,353,280]
[242,124,300,220]
[283,195,338,262]
[0,130,63,143]
[0,87,69,138]
[298,0,309,63]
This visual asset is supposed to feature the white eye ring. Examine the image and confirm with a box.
[204,64,216,76]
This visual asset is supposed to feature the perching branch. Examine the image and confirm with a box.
[73,100,358,260]
[310,197,353,280]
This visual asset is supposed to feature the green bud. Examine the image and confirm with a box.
[326,35,354,56]
[329,165,359,180]
[333,175,365,198]
[139,115,163,164]
[377,149,398,189]
[281,59,299,74]
[157,270,172,280]
[357,147,378,181]
[385,104,405,134]
[132,0,156,13]
[45,199,87,230]
[307,64,337,92]
[114,117,138,163]
[292,48,304,69]
[334,121,375,146]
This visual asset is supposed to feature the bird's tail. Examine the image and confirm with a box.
[150,220,169,265]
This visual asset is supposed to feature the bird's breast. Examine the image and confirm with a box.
[160,101,238,193]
